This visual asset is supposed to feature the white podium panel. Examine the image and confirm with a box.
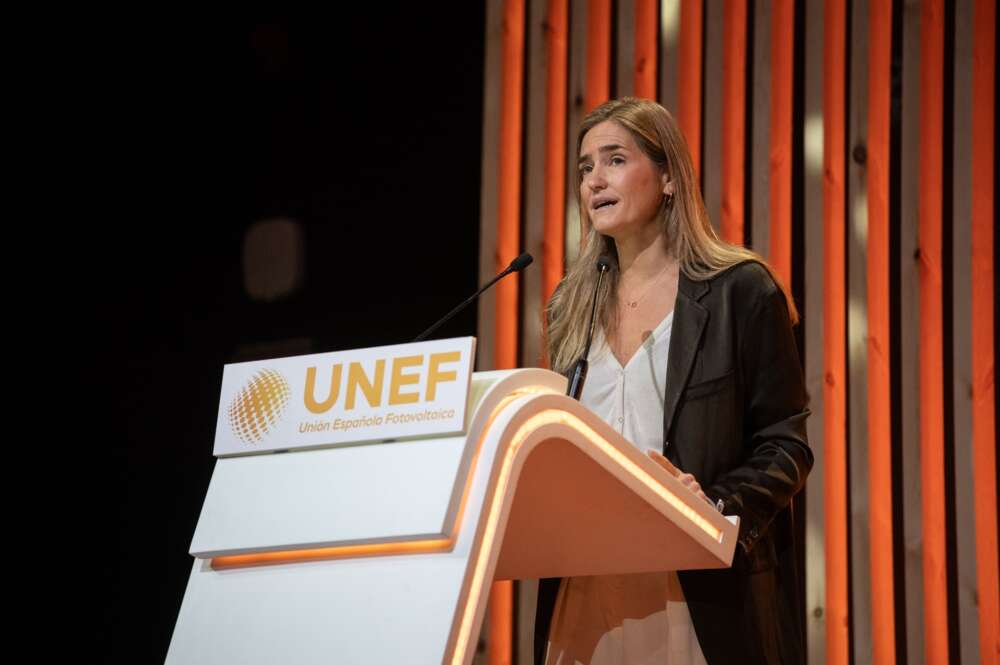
[190,435,467,558]
[168,554,468,664]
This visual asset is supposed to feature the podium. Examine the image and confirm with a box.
[167,361,738,664]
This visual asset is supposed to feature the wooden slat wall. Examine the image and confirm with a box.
[900,2,926,662]
[918,2,949,662]
[585,0,612,111]
[477,0,504,377]
[769,0,794,289]
[952,1,983,663]
[677,0,703,177]
[522,0,550,373]
[970,0,998,662]
[634,0,658,98]
[476,5,503,665]
[847,0,875,657]
[517,8,547,653]
[751,0,773,256]
[822,3,849,663]
[476,2,998,663]
[866,6,896,663]
[720,0,746,245]
[616,0,636,99]
[659,0,681,115]
[802,1,827,662]
[702,0,723,232]
[543,0,569,321]
[491,1,525,662]
[565,0,589,260]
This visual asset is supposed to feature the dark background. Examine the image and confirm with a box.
[88,11,486,662]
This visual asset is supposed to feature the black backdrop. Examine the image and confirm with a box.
[89,11,486,662]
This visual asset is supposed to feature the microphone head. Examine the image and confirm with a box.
[596,255,612,272]
[509,252,534,272]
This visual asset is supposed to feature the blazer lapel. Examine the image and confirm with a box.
[662,275,709,461]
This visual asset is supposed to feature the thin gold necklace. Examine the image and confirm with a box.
[619,261,671,309]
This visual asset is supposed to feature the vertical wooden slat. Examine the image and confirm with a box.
[568,1,590,259]
[951,0,982,661]
[491,1,525,662]
[720,0,746,245]
[823,1,849,663]
[702,0,723,230]
[488,584,513,665]
[522,3,567,654]
[804,0,829,661]
[918,2,950,663]
[677,0,703,177]
[579,0,612,260]
[496,0,525,372]
[770,0,794,287]
[634,0,658,98]
[866,2,896,664]
[848,0,874,658]
[659,0,681,113]
[751,0,772,256]
[543,0,569,308]
[899,1,926,662]
[970,1,998,663]
[586,0,612,111]
[514,0,568,624]
[477,0,505,373]
[522,0,552,371]
[617,0,636,98]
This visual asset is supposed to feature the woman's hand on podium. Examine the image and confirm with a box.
[646,450,712,506]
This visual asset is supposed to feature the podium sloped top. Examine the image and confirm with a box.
[472,393,739,580]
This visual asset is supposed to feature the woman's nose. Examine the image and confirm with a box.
[586,168,607,190]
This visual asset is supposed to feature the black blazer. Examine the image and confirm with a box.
[535,260,813,665]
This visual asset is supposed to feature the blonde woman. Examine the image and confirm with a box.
[537,98,812,665]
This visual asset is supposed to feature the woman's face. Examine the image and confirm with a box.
[578,120,672,242]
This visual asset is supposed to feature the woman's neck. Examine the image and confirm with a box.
[614,227,675,284]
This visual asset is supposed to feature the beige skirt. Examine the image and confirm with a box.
[544,571,708,665]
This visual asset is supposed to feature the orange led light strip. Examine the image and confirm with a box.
[449,407,724,664]
[211,538,453,570]
[210,386,560,570]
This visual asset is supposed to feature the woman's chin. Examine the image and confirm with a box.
[590,218,627,240]
[591,218,654,244]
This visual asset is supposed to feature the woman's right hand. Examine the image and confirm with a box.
[646,449,712,505]
[646,450,712,504]
[676,471,711,505]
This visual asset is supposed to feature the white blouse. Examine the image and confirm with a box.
[579,312,674,455]
[544,312,709,665]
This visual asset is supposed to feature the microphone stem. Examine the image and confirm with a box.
[567,265,608,400]
[582,268,607,359]
[413,268,511,343]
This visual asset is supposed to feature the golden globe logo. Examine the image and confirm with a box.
[227,369,292,444]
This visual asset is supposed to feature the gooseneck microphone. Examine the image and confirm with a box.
[566,255,611,400]
[414,253,534,342]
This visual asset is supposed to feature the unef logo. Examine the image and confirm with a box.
[227,369,292,444]
[303,352,461,412]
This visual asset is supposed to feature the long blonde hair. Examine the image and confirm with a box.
[545,97,798,374]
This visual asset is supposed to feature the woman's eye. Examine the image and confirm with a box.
[580,164,593,174]
[610,156,625,166]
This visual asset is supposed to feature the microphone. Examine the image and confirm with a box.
[566,255,611,399]
[414,252,534,342]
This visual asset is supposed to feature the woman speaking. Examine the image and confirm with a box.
[537,98,813,665]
